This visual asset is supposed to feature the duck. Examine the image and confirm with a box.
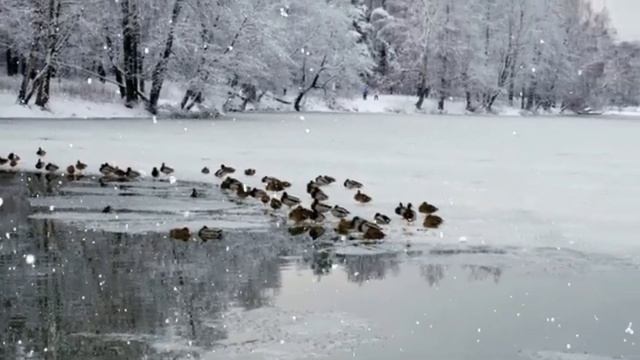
[311,199,332,214]
[281,192,301,207]
[359,220,382,233]
[244,168,256,176]
[260,194,271,205]
[310,210,326,223]
[363,227,386,240]
[344,179,363,190]
[10,159,18,167]
[331,205,350,219]
[0,156,8,165]
[8,153,20,161]
[214,164,235,178]
[309,226,326,240]
[126,167,140,179]
[281,181,292,188]
[201,166,210,175]
[45,163,59,173]
[169,227,191,242]
[36,147,46,157]
[100,163,115,175]
[403,203,417,223]
[198,226,223,242]
[335,219,353,235]
[76,160,88,171]
[35,159,45,170]
[220,177,241,190]
[419,201,439,214]
[306,181,318,194]
[151,167,160,178]
[250,188,268,200]
[190,188,199,198]
[350,216,367,230]
[374,213,391,225]
[113,168,127,177]
[289,205,313,223]
[270,197,283,210]
[315,175,336,186]
[354,190,372,204]
[310,187,329,201]
[102,205,112,214]
[160,163,174,175]
[395,202,406,216]
[423,215,444,229]
[288,225,309,236]
[262,176,279,183]
[66,165,76,175]
[236,185,251,199]
[265,180,285,192]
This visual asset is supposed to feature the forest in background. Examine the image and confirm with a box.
[1,0,639,115]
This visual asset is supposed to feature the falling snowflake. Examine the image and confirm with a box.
[626,322,635,335]
[87,78,92,85]
[169,176,177,184]
[305,128,310,134]
[49,205,55,212]
[0,197,3,208]
[152,116,158,124]
[25,254,35,265]
[144,47,149,54]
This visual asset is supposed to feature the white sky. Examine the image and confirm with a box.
[593,0,640,41]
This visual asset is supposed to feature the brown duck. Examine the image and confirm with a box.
[201,166,210,174]
[170,227,191,242]
[66,165,76,175]
[363,227,386,240]
[288,225,310,236]
[335,219,353,235]
[423,215,444,229]
[266,180,285,192]
[160,163,174,175]
[76,160,88,171]
[244,168,256,176]
[36,147,46,157]
[289,205,313,223]
[354,190,372,204]
[270,197,283,210]
[419,201,439,214]
[309,226,326,240]
[215,164,235,178]
[0,157,8,165]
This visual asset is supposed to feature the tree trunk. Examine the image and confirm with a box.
[526,83,536,111]
[120,0,139,106]
[104,34,126,97]
[415,74,429,110]
[147,0,184,114]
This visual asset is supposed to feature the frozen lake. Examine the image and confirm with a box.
[1,113,640,359]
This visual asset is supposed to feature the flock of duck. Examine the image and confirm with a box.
[1,148,444,244]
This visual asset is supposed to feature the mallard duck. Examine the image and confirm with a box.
[395,202,405,216]
[36,147,46,157]
[102,205,112,214]
[236,185,251,199]
[423,215,444,229]
[289,205,313,223]
[331,205,350,218]
[335,219,353,235]
[66,165,76,175]
[363,227,386,240]
[306,181,318,194]
[354,190,372,203]
[419,202,439,214]
[151,167,160,178]
[250,188,268,199]
[311,187,329,201]
[10,159,18,167]
[169,227,191,242]
[374,213,391,225]
[360,220,382,233]
[309,226,326,240]
[344,179,363,189]
[126,167,140,179]
[190,188,199,198]
[262,176,278,183]
[266,180,285,192]
[198,226,223,242]
[100,163,115,175]
[76,160,88,171]
[8,153,20,161]
[288,225,309,236]
[45,163,59,173]
[310,210,326,223]
[281,192,301,207]
[214,164,235,178]
[201,166,210,174]
[260,194,271,205]
[282,181,292,188]
[311,199,332,214]
[270,197,282,210]
[351,216,366,231]
[0,157,8,165]
[113,168,127,177]
[35,159,45,170]
[315,175,336,186]
[160,163,174,175]
[220,177,241,190]
[403,203,417,223]
[244,168,256,176]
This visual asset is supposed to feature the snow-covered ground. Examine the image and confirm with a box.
[1,113,640,259]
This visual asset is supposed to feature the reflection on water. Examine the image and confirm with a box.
[2,171,638,360]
